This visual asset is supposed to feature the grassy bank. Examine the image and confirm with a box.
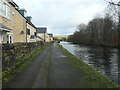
[58,44,119,88]
[2,43,52,87]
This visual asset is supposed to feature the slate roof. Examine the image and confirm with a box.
[7,0,19,8]
[36,27,47,33]
[8,0,36,29]
[48,33,53,37]
[0,23,11,32]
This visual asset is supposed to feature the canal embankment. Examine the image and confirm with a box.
[58,43,119,88]
[60,41,120,86]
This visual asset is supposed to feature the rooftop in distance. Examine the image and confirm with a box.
[36,27,47,33]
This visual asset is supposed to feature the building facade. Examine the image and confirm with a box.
[0,0,53,43]
[48,33,53,42]
[36,27,47,42]
[0,0,13,43]
[26,17,37,42]
[0,0,27,43]
[46,34,50,42]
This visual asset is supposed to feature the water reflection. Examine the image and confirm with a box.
[118,50,120,85]
[60,41,119,85]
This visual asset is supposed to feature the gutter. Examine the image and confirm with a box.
[0,28,11,32]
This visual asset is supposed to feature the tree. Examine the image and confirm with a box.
[87,18,104,44]
[103,14,113,45]
[105,0,120,45]
[77,23,86,31]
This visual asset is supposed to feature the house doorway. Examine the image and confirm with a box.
[7,35,13,44]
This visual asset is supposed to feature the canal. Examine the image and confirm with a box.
[60,41,120,85]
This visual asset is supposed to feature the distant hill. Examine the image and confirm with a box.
[54,35,69,40]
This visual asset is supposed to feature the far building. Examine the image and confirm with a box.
[48,33,53,42]
[26,16,37,42]
[36,27,47,42]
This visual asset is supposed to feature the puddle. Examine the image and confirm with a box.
[58,55,68,58]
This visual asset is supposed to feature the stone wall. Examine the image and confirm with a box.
[2,41,44,71]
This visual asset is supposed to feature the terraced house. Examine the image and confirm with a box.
[36,27,47,42]
[0,0,13,43]
[0,0,53,43]
[48,33,53,42]
[18,9,37,42]
[0,0,27,43]
[26,17,37,42]
[0,0,37,43]
[36,27,54,42]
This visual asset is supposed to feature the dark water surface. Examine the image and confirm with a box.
[60,42,120,85]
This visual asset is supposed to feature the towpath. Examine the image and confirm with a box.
[6,43,84,88]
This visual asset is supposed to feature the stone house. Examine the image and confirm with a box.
[36,27,47,42]
[46,34,50,42]
[26,16,37,42]
[0,0,53,43]
[0,0,14,43]
[0,0,27,43]
[48,33,53,42]
[0,0,37,43]
[18,9,37,43]
[36,27,53,42]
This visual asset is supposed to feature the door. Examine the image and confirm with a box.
[7,35,13,44]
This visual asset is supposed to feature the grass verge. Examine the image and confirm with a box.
[58,43,119,88]
[2,43,52,87]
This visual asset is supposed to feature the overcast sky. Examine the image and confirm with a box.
[15,0,107,35]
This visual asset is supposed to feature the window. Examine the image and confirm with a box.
[6,5,10,18]
[3,2,6,15]
[0,1,2,14]
[27,29,30,35]
[34,32,37,36]
[0,1,10,18]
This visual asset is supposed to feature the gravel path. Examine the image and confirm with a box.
[5,43,84,88]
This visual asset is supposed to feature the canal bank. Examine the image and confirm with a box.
[58,43,118,88]
[60,41,120,86]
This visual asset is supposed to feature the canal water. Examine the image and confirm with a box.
[60,41,120,85]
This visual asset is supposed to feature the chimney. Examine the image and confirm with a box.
[18,9,27,17]
[26,16,32,22]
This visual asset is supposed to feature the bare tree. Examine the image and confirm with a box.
[105,0,120,45]
[77,23,86,31]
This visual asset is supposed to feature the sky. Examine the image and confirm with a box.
[15,0,107,35]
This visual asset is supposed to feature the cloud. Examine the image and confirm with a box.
[14,0,106,35]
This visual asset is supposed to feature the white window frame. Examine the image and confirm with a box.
[0,0,10,19]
